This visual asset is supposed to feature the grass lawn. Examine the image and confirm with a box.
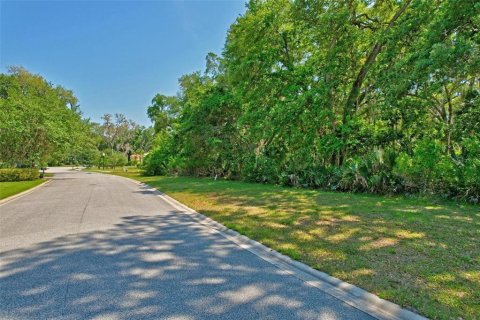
[89,167,479,319]
[0,179,46,200]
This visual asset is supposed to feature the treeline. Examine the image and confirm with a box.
[0,67,95,167]
[144,0,480,202]
[91,113,154,168]
[0,67,153,169]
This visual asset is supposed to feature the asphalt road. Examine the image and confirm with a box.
[0,168,374,320]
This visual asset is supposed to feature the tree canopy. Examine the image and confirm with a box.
[144,0,480,202]
[0,67,97,166]
[0,67,154,168]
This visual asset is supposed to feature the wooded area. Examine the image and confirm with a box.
[144,0,480,202]
[0,67,154,171]
[1,0,479,201]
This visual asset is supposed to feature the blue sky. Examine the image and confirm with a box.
[0,0,246,125]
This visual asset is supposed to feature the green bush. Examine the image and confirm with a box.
[0,168,40,181]
[458,137,480,203]
[143,132,177,176]
[143,148,171,176]
[242,154,281,184]
[109,152,127,168]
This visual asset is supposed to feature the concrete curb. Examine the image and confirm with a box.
[115,174,427,320]
[0,179,51,206]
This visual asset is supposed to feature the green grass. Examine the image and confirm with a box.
[0,179,46,200]
[89,167,480,319]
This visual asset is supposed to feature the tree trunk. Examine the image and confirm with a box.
[340,0,412,164]
[343,0,412,123]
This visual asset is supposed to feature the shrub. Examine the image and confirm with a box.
[143,148,171,176]
[0,168,40,181]
[109,152,127,168]
[458,137,480,203]
[335,150,400,194]
[394,139,444,192]
[242,154,281,184]
[143,132,177,176]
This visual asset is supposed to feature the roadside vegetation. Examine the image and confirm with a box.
[0,168,40,181]
[3,1,478,203]
[92,168,479,319]
[143,0,479,203]
[0,68,154,170]
[85,2,480,316]
[0,67,96,167]
[0,168,50,200]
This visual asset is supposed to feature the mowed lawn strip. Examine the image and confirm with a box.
[0,179,45,200]
[92,168,479,319]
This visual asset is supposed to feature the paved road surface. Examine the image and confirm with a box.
[0,168,374,320]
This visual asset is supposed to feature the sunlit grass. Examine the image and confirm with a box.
[0,179,46,200]
[90,168,479,319]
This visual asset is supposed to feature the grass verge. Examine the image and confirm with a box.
[89,167,479,319]
[0,179,46,200]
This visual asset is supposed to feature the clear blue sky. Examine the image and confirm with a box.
[0,0,246,126]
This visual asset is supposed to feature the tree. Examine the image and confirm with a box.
[0,67,96,167]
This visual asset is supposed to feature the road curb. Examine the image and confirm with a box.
[120,175,427,320]
[0,179,51,206]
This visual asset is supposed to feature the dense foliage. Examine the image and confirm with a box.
[0,67,154,168]
[0,168,39,182]
[145,0,480,202]
[0,67,97,167]
[93,113,154,168]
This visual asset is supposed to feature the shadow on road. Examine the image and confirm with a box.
[0,211,372,320]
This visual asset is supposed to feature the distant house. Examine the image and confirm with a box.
[130,153,145,163]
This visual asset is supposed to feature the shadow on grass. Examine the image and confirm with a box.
[140,177,480,318]
[0,211,374,320]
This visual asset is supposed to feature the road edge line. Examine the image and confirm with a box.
[0,179,51,206]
